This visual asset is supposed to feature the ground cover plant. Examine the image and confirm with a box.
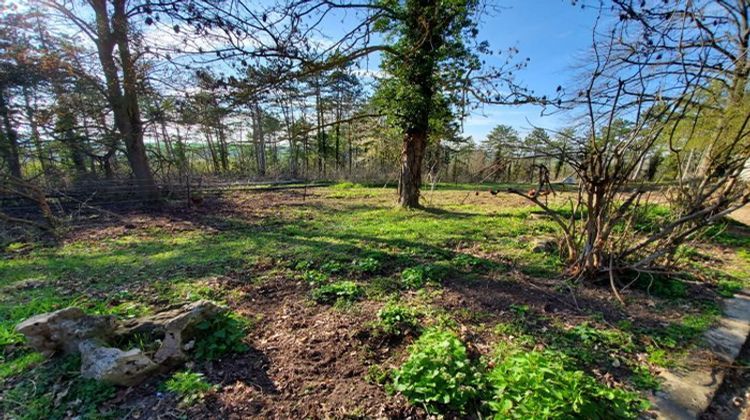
[2,0,750,416]
[1,186,747,418]
[163,370,216,407]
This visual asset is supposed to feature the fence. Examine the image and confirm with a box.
[0,178,331,226]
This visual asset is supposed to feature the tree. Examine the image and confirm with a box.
[40,0,159,198]
[328,70,363,172]
[0,9,39,179]
[522,128,551,182]
[505,1,750,285]
[482,124,520,181]
[373,0,481,207]
[228,0,537,207]
[252,102,267,176]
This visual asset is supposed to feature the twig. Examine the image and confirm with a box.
[609,256,626,306]
[56,191,125,221]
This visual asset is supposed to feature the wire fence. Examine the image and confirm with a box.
[0,178,332,226]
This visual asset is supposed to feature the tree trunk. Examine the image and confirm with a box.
[59,110,88,177]
[174,126,188,176]
[348,122,353,175]
[631,155,645,181]
[253,104,266,177]
[681,149,694,181]
[315,82,324,176]
[335,111,341,170]
[283,102,298,178]
[0,88,22,178]
[23,85,50,181]
[398,130,427,208]
[92,0,157,200]
[216,125,229,172]
[204,131,220,173]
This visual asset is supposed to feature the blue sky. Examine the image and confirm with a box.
[20,0,601,143]
[460,1,600,141]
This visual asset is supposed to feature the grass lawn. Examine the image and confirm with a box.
[1,184,749,418]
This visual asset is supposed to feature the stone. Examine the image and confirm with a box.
[152,300,222,364]
[649,291,750,419]
[15,299,226,386]
[115,301,222,365]
[15,307,116,356]
[79,340,158,386]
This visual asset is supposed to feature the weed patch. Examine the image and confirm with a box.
[400,264,447,289]
[193,311,250,360]
[373,302,422,336]
[311,281,363,304]
[487,348,646,418]
[391,328,485,414]
[1,355,117,419]
[163,370,216,406]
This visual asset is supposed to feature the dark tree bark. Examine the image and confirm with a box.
[91,0,157,199]
[216,125,229,172]
[204,131,220,173]
[22,85,50,181]
[348,121,353,175]
[0,88,22,178]
[398,130,427,208]
[253,103,266,176]
[282,100,298,178]
[315,79,325,176]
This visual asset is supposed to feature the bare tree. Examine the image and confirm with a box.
[504,2,750,284]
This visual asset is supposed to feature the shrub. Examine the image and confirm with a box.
[163,370,215,406]
[303,270,329,285]
[486,349,646,419]
[375,302,421,336]
[320,260,345,274]
[193,312,250,361]
[352,257,381,274]
[400,265,446,289]
[451,254,490,270]
[391,328,485,414]
[311,281,362,304]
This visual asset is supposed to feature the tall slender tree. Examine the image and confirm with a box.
[374,0,482,207]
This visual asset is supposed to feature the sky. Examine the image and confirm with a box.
[459,0,601,141]
[14,0,602,143]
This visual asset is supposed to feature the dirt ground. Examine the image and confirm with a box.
[4,188,749,419]
[101,191,732,418]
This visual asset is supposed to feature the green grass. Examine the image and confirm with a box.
[0,186,746,417]
[0,351,44,379]
[1,355,118,419]
[311,280,363,304]
[163,370,216,406]
[373,301,423,336]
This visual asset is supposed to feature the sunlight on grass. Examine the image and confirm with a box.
[1,187,746,419]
